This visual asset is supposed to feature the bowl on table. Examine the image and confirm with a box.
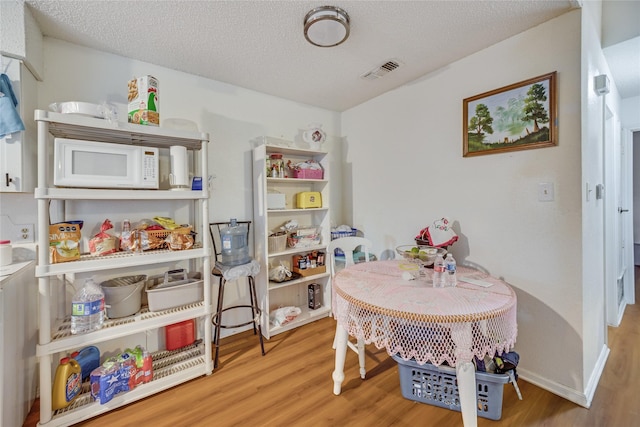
[396,245,447,267]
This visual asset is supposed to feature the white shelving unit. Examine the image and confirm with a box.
[34,110,212,426]
[253,143,331,339]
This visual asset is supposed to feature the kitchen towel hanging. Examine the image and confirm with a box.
[0,73,25,138]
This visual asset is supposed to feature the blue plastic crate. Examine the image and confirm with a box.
[392,354,510,420]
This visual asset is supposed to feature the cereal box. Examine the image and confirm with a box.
[127,75,159,126]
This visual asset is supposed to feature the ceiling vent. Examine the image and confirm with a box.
[360,60,403,80]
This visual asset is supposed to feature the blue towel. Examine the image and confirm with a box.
[0,73,25,138]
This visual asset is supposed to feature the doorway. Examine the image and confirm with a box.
[605,107,637,327]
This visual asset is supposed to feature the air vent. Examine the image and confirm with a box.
[360,60,402,80]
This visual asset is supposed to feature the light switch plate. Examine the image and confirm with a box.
[538,183,554,202]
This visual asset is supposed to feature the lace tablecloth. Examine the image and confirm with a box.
[333,259,517,367]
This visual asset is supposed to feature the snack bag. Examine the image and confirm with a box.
[49,221,82,263]
[165,228,194,251]
[89,219,118,256]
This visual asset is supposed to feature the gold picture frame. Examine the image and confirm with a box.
[463,71,557,157]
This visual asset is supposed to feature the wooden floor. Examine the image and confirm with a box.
[25,271,640,427]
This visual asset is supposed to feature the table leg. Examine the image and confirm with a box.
[332,323,348,395]
[456,360,477,427]
[451,324,477,427]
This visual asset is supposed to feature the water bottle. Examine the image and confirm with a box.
[432,253,446,288]
[220,218,250,266]
[70,278,105,334]
[445,253,457,287]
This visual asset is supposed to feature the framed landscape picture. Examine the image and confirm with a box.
[463,71,557,157]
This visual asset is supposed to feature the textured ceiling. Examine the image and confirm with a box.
[23,1,635,111]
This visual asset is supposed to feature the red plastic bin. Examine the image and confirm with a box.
[165,319,195,351]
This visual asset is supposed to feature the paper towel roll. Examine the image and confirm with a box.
[169,146,189,190]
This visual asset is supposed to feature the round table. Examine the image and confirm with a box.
[331,260,517,427]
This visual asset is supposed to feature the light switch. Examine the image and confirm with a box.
[538,182,554,201]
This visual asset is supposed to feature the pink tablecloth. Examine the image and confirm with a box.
[333,260,517,366]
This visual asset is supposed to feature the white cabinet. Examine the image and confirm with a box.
[253,143,331,338]
[34,110,212,426]
[0,261,37,427]
[0,57,37,193]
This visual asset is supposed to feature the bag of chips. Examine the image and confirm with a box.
[49,221,83,263]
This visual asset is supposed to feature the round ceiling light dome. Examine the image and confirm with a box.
[304,6,350,47]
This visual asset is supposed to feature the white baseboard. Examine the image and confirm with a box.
[517,344,610,408]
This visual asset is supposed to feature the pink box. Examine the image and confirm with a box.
[291,168,323,179]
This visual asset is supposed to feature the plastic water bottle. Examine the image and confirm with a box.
[433,253,446,288]
[445,253,457,287]
[220,218,250,266]
[70,278,105,334]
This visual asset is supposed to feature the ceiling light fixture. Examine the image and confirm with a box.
[304,6,350,47]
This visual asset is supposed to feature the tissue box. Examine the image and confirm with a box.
[267,193,286,210]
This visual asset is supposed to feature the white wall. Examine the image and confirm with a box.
[27,38,343,338]
[621,96,640,128]
[37,38,342,227]
[343,11,592,403]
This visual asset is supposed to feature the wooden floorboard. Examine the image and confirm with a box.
[24,269,640,426]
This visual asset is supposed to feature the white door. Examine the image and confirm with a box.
[616,118,627,308]
[623,129,637,305]
[604,107,618,326]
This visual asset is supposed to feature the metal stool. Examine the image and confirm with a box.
[209,221,265,368]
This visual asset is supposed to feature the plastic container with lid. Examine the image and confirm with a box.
[70,345,101,380]
[0,240,12,266]
[220,219,250,266]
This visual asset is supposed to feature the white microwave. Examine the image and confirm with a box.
[53,138,159,189]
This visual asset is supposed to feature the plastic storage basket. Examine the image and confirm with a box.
[330,228,357,256]
[392,354,510,420]
[268,233,287,253]
[287,227,321,248]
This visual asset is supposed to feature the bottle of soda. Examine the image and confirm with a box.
[433,253,445,288]
[445,253,457,287]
